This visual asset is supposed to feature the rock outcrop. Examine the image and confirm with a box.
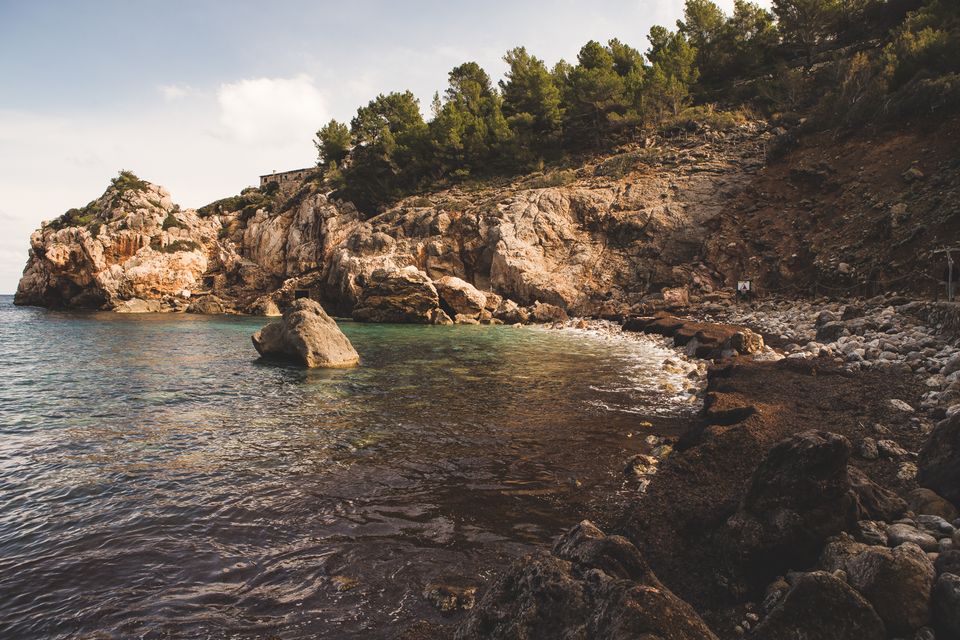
[751,571,885,640]
[919,413,960,507]
[251,299,359,368]
[723,431,859,580]
[17,124,769,318]
[351,266,446,324]
[15,175,218,310]
[455,520,717,640]
[434,276,487,319]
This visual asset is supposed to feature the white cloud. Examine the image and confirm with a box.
[158,83,191,101]
[0,100,321,293]
[217,74,326,145]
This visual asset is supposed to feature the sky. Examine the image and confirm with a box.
[0,0,767,293]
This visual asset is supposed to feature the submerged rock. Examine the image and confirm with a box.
[114,297,162,313]
[252,299,359,368]
[423,583,477,612]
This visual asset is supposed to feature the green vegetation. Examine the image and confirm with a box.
[110,170,149,194]
[154,239,200,253]
[47,205,96,230]
[161,213,187,230]
[525,169,578,189]
[198,187,273,221]
[47,170,152,231]
[302,1,950,215]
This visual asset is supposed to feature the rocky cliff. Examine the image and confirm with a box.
[15,123,764,318]
[16,113,960,318]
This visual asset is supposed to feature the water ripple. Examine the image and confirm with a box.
[0,297,695,638]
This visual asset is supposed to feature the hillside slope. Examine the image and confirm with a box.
[15,113,960,317]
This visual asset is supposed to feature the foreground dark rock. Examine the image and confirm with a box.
[846,543,935,635]
[723,430,858,583]
[455,520,717,640]
[616,352,928,638]
[252,299,359,368]
[821,536,935,635]
[751,571,885,640]
[919,412,960,508]
[933,572,960,638]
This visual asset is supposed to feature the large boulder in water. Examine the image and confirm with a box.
[455,520,717,640]
[352,266,444,324]
[919,413,960,507]
[252,299,359,368]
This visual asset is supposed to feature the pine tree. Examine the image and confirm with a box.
[565,41,627,147]
[314,119,351,166]
[773,0,842,66]
[430,62,512,176]
[499,47,563,166]
[340,91,428,214]
[645,29,700,117]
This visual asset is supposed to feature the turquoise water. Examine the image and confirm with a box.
[0,295,694,638]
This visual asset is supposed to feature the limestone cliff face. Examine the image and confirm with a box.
[15,180,222,309]
[16,122,767,316]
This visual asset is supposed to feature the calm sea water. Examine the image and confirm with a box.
[0,295,696,639]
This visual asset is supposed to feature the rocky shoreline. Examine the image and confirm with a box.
[402,293,960,640]
[13,115,960,638]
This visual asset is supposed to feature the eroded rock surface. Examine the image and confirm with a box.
[455,520,717,640]
[723,431,858,579]
[15,179,216,310]
[751,571,885,640]
[17,125,768,317]
[252,299,359,368]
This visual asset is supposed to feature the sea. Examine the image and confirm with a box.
[0,295,696,638]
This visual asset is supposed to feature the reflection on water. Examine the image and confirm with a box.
[0,296,695,638]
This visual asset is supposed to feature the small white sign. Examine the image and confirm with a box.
[737,280,752,293]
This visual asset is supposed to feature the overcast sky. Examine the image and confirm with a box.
[0,0,768,293]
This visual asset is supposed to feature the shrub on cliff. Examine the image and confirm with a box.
[197,187,273,220]
[110,170,149,195]
[153,239,199,253]
[161,213,187,230]
[47,205,96,230]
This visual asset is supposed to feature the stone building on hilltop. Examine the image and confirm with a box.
[259,168,313,193]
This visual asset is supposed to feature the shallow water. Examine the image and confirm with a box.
[0,295,696,638]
